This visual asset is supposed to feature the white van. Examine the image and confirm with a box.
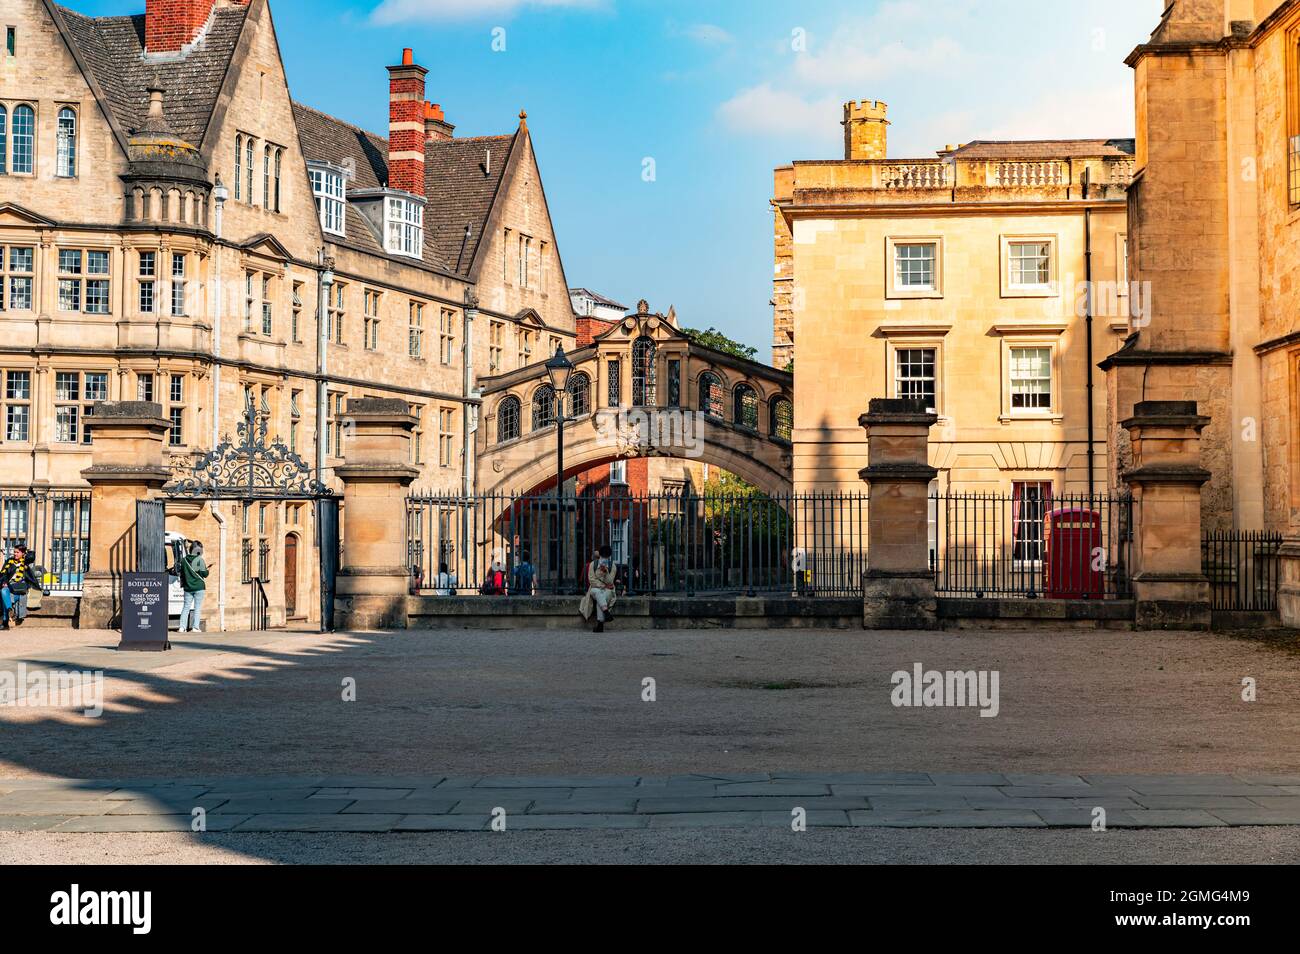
[165,531,187,627]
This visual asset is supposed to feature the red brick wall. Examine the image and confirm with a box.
[145,0,247,53]
[576,316,615,346]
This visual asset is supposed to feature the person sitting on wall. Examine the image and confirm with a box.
[0,544,45,628]
[580,545,618,634]
[433,562,458,596]
[480,560,506,595]
[511,550,536,597]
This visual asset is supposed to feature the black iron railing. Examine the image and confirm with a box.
[1202,529,1282,612]
[406,490,868,598]
[0,488,92,594]
[931,491,1133,599]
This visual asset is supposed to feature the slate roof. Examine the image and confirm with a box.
[951,139,1136,160]
[293,101,515,275]
[570,288,629,311]
[56,4,248,148]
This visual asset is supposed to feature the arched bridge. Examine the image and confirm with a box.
[477,306,794,496]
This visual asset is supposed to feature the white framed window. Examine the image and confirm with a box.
[310,164,346,235]
[385,196,424,258]
[488,321,504,371]
[895,347,937,413]
[53,371,108,445]
[4,370,30,442]
[518,234,531,287]
[1000,234,1058,297]
[328,282,346,344]
[439,308,455,365]
[886,237,943,299]
[0,245,34,312]
[1011,481,1053,564]
[170,253,187,316]
[7,104,34,175]
[168,373,186,447]
[364,289,381,350]
[1009,346,1052,413]
[608,518,629,564]
[56,106,76,177]
[289,389,302,454]
[138,250,155,314]
[438,406,454,468]
[137,372,154,403]
[408,301,424,358]
[609,460,627,485]
[57,248,111,315]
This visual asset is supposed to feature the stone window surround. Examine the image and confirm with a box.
[993,326,1066,424]
[878,324,951,422]
[999,233,1059,299]
[885,235,944,300]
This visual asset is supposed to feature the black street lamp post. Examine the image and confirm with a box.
[545,345,574,594]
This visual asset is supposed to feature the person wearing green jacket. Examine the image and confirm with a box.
[177,541,209,633]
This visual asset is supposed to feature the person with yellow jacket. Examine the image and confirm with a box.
[0,544,44,628]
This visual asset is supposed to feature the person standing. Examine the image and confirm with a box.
[580,545,618,633]
[177,541,209,633]
[0,545,44,626]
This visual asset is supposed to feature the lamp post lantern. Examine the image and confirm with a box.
[545,345,574,593]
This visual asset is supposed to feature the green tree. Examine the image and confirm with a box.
[683,326,759,362]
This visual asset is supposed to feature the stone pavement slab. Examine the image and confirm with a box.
[2,772,1299,833]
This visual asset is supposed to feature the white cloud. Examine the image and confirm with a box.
[793,35,965,87]
[371,0,603,24]
[982,83,1135,141]
[716,84,842,145]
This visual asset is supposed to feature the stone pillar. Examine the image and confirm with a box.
[333,398,419,630]
[1278,542,1300,628]
[1121,400,1212,630]
[859,398,938,629]
[79,402,173,629]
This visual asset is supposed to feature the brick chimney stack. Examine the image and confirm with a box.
[424,102,455,143]
[145,0,248,55]
[387,48,428,196]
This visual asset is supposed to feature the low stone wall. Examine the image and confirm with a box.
[17,596,80,629]
[936,598,1135,631]
[406,595,863,631]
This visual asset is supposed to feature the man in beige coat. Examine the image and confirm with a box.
[580,545,618,633]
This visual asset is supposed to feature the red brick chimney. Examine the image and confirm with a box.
[145,0,248,54]
[386,48,428,196]
[424,102,455,143]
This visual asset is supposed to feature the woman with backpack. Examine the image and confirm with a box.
[176,541,209,633]
[0,544,44,627]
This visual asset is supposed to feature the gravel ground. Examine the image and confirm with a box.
[1,625,1298,779]
[4,826,1300,865]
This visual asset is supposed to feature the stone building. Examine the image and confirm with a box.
[0,0,579,628]
[773,101,1134,502]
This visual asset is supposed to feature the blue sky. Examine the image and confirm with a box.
[75,0,1164,358]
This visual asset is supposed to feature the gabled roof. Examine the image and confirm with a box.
[55,3,248,149]
[292,101,515,276]
[570,288,629,311]
[950,139,1135,160]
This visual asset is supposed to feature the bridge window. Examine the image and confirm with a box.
[632,336,657,406]
[567,372,591,418]
[770,397,793,441]
[607,359,621,407]
[734,384,759,431]
[699,372,724,420]
[497,396,521,443]
[532,385,556,429]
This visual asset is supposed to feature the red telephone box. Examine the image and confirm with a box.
[1043,508,1104,599]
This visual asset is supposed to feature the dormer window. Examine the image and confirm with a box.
[309,163,346,236]
[385,195,424,258]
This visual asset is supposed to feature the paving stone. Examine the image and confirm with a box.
[106,796,229,815]
[926,773,1010,786]
[340,798,457,814]
[1247,796,1300,812]
[713,782,832,796]
[1119,810,1228,827]
[54,814,250,833]
[831,784,993,797]
[195,777,327,791]
[527,798,638,814]
[448,797,536,814]
[1235,775,1300,786]
[211,798,355,815]
[104,785,212,801]
[1034,807,1134,827]
[499,814,650,830]
[647,812,768,828]
[1131,795,1260,810]
[203,787,322,801]
[436,787,579,800]
[759,810,852,828]
[0,815,74,832]
[316,776,444,789]
[670,773,771,784]
[393,815,490,831]
[1003,774,1086,786]
[234,814,403,833]
[964,795,1143,811]
[310,788,414,800]
[864,795,975,810]
[850,810,1047,828]
[994,785,1141,799]
[0,796,115,816]
[1209,807,1300,825]
[635,796,869,814]
[473,776,639,789]
[1126,782,1289,797]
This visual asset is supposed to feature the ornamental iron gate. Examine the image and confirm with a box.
[159,404,338,632]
